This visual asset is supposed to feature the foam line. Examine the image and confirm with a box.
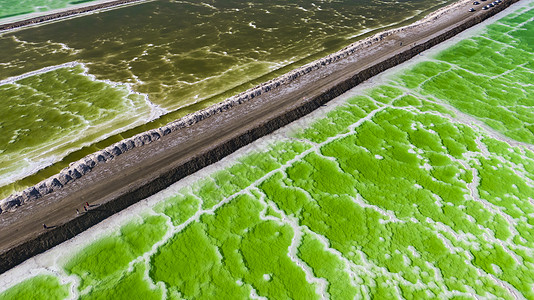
[0,62,80,86]
[0,62,166,189]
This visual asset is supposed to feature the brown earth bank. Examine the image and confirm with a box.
[0,0,149,31]
[0,0,520,274]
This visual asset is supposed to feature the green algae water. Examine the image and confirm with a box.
[0,0,455,198]
[1,1,533,299]
[0,0,106,21]
[0,275,69,300]
[0,63,164,186]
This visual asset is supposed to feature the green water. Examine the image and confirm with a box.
[0,0,454,197]
[0,63,163,186]
[0,275,69,300]
[0,0,455,109]
[0,0,102,20]
[1,2,533,299]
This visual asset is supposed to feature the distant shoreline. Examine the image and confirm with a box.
[0,0,150,31]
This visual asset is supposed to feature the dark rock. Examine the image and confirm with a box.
[71,168,82,179]
[102,150,114,160]
[37,182,52,195]
[111,146,122,156]
[77,162,92,174]
[142,135,152,144]
[124,140,135,150]
[133,136,145,147]
[50,178,63,189]
[57,173,73,185]
[119,143,128,152]
[23,187,41,201]
[1,196,21,211]
[150,131,161,141]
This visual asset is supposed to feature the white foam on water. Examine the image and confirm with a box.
[0,61,167,187]
[346,0,456,40]
[76,62,168,117]
[0,62,79,86]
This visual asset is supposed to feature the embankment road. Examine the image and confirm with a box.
[0,0,520,273]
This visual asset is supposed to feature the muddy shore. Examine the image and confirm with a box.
[0,0,520,274]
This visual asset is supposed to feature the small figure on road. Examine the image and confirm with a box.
[43,224,48,229]
[76,209,80,215]
[85,202,89,207]
[84,206,88,212]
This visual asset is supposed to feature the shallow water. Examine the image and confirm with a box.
[0,0,455,111]
[0,0,455,197]
[0,0,102,20]
[0,63,164,186]
[1,1,532,299]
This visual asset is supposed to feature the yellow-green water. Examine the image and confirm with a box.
[0,0,454,198]
[0,0,101,20]
[0,63,163,186]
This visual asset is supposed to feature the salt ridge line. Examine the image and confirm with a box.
[3,7,532,286]
[388,97,533,262]
[264,56,534,296]
[3,11,532,290]
[77,102,403,297]
[138,100,520,298]
[55,100,387,297]
[0,62,79,85]
[342,4,534,151]
[0,0,491,213]
[0,137,274,292]
[287,101,529,297]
